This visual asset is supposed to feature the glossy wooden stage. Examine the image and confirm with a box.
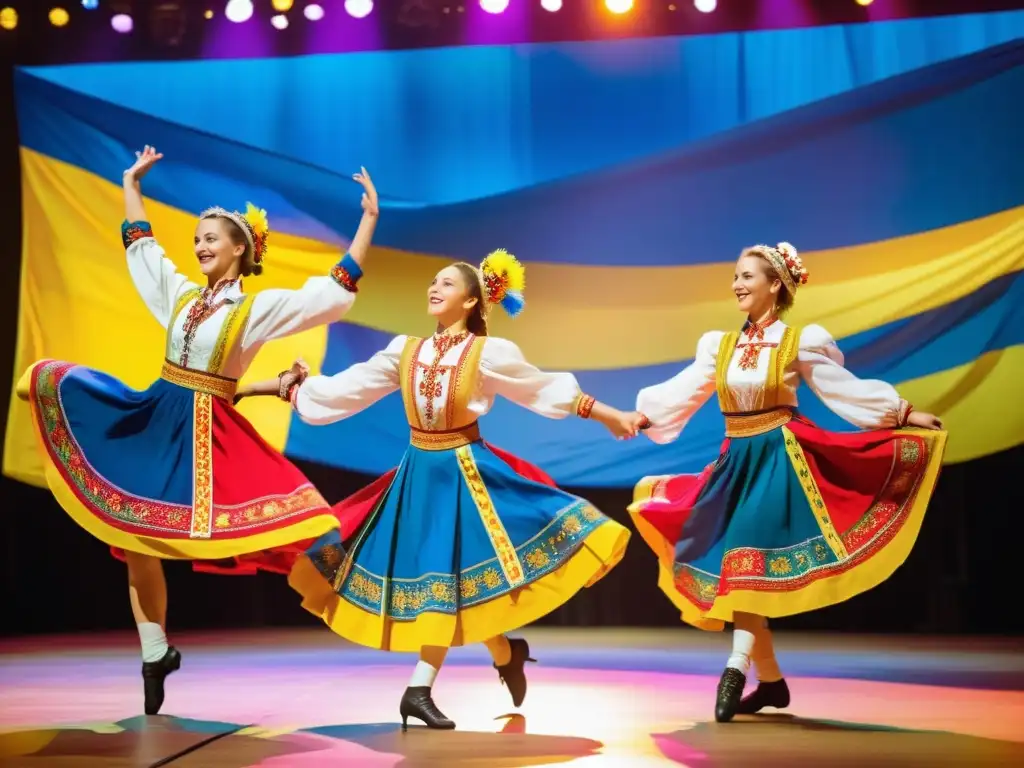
[1,628,1022,766]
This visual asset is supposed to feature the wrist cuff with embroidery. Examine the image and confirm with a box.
[330,253,363,293]
[574,393,596,419]
[122,219,154,249]
[896,399,913,427]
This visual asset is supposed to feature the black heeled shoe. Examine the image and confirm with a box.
[142,646,182,716]
[735,678,790,715]
[494,637,537,708]
[714,667,746,723]
[399,686,456,731]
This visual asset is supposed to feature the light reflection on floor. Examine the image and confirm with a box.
[0,628,1022,766]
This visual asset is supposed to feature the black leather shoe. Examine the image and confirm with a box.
[399,686,456,731]
[494,637,537,708]
[736,678,790,715]
[714,667,746,723]
[142,646,181,716]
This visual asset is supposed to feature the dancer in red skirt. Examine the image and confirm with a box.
[16,146,380,715]
[628,242,946,723]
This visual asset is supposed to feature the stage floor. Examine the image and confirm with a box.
[1,628,1022,767]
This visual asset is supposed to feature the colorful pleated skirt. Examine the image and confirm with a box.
[289,429,631,652]
[628,409,947,631]
[19,359,337,573]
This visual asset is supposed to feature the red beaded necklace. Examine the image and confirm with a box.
[179,279,239,368]
[737,314,777,371]
[419,331,469,427]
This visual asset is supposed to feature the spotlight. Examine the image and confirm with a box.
[304,3,324,20]
[224,0,253,23]
[111,12,132,32]
[271,13,288,29]
[81,0,99,9]
[540,0,561,10]
[204,9,213,18]
[345,0,373,18]
[694,0,716,12]
[480,0,508,12]
[49,7,70,26]
[856,0,874,6]
[0,7,16,30]
[604,0,632,13]
[272,0,294,10]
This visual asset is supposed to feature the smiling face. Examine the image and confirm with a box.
[194,217,246,281]
[427,264,481,321]
[732,254,781,319]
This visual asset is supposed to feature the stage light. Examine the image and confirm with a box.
[0,7,16,30]
[540,0,561,11]
[81,0,99,9]
[694,0,716,12]
[604,0,632,14]
[111,12,132,32]
[480,0,508,13]
[272,0,293,11]
[224,0,253,23]
[49,7,70,26]
[345,0,373,18]
[271,13,288,29]
[304,3,324,20]
[856,0,874,6]
[204,9,213,18]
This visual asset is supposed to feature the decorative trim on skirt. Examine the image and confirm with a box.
[20,359,338,564]
[288,441,630,651]
[628,416,947,631]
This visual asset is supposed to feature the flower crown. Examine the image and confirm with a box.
[477,249,526,318]
[748,241,809,294]
[199,202,270,267]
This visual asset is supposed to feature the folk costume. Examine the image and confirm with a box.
[284,251,631,729]
[628,243,947,722]
[17,206,364,712]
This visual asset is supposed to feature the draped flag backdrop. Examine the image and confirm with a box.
[5,11,1024,488]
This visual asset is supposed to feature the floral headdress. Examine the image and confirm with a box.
[477,248,526,318]
[746,241,809,295]
[199,202,270,268]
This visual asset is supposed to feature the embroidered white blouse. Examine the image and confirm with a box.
[292,334,585,429]
[126,233,359,380]
[637,321,909,444]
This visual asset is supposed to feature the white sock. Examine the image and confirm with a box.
[138,622,168,663]
[408,660,440,688]
[726,628,755,675]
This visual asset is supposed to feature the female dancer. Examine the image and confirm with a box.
[239,251,642,729]
[629,242,946,723]
[17,146,379,716]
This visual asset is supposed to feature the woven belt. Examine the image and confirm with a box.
[161,360,238,402]
[410,423,481,451]
[723,408,793,438]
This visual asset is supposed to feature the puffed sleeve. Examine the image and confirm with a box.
[794,324,911,429]
[123,220,198,328]
[291,335,405,426]
[480,337,593,419]
[636,331,722,444]
[241,253,364,352]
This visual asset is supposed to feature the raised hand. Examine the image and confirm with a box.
[907,411,943,430]
[124,145,163,183]
[353,166,379,216]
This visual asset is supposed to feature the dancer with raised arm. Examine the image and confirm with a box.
[239,251,643,730]
[17,146,380,715]
[628,242,946,723]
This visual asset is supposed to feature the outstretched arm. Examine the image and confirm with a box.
[481,338,646,439]
[795,325,942,430]
[240,168,381,351]
[121,145,196,328]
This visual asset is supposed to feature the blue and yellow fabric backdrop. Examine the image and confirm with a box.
[6,11,1024,488]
